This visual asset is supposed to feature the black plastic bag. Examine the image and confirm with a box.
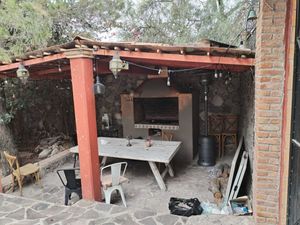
[168,197,203,217]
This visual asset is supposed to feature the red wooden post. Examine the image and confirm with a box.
[66,48,101,201]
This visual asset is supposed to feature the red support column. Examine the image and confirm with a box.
[66,48,101,201]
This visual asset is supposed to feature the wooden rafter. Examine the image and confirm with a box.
[0,53,66,72]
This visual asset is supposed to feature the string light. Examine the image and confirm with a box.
[58,62,62,72]
[214,70,218,78]
[167,76,171,86]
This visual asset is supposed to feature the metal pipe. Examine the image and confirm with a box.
[200,77,209,136]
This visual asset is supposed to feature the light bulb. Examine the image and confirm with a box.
[167,77,171,86]
[214,70,218,78]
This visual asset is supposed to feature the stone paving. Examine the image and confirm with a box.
[2,155,255,224]
[8,158,225,211]
[0,193,254,225]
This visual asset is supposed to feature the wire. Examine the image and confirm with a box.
[126,61,159,72]
[126,60,213,74]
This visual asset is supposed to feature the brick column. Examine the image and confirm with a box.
[65,48,101,201]
[254,1,290,224]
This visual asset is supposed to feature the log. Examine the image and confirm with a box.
[213,165,223,178]
[221,163,230,178]
[218,177,229,196]
[208,178,222,200]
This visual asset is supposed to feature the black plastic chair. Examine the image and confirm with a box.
[57,168,82,205]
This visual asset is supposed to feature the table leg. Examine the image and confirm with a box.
[73,153,78,168]
[165,163,174,177]
[101,157,108,166]
[148,161,167,191]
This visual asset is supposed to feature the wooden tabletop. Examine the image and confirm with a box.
[69,137,182,164]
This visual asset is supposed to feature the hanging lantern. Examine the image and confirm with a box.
[16,63,29,84]
[109,51,129,79]
[94,75,105,95]
[247,8,257,22]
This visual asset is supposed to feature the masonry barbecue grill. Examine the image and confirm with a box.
[121,79,199,163]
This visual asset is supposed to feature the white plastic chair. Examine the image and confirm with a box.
[101,162,128,207]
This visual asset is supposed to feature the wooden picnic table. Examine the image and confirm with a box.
[69,137,182,190]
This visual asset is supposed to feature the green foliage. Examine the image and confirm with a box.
[0,0,126,60]
[119,0,250,45]
[0,79,25,125]
[45,0,126,44]
[0,0,52,61]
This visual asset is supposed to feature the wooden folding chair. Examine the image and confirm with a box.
[162,131,173,141]
[3,151,40,196]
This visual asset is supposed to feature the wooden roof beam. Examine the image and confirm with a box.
[0,53,66,72]
[93,49,255,70]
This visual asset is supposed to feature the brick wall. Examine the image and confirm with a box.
[254,0,288,224]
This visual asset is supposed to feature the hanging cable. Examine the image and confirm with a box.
[126,60,213,74]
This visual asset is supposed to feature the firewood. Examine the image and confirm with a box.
[213,166,223,178]
[208,178,222,200]
[221,163,230,178]
[218,177,229,196]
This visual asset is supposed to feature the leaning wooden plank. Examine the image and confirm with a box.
[228,151,247,202]
[224,137,244,203]
[232,152,249,199]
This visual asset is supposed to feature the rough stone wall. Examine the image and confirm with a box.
[239,71,255,169]
[11,80,75,147]
[95,74,147,137]
[172,73,241,137]
[12,75,148,146]
[254,1,288,224]
[205,73,240,122]
[13,73,242,147]
[239,71,255,200]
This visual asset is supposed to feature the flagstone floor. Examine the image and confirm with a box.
[0,193,254,225]
[2,156,254,224]
[8,158,220,211]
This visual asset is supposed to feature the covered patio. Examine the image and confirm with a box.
[0,36,254,202]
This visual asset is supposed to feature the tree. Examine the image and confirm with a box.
[0,0,126,60]
[0,0,52,61]
[45,0,126,44]
[0,0,53,175]
[119,0,250,45]
[0,0,126,175]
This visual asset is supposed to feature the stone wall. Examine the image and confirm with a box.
[239,71,255,200]
[239,71,255,169]
[13,73,243,152]
[172,73,241,137]
[95,74,147,137]
[11,80,75,147]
